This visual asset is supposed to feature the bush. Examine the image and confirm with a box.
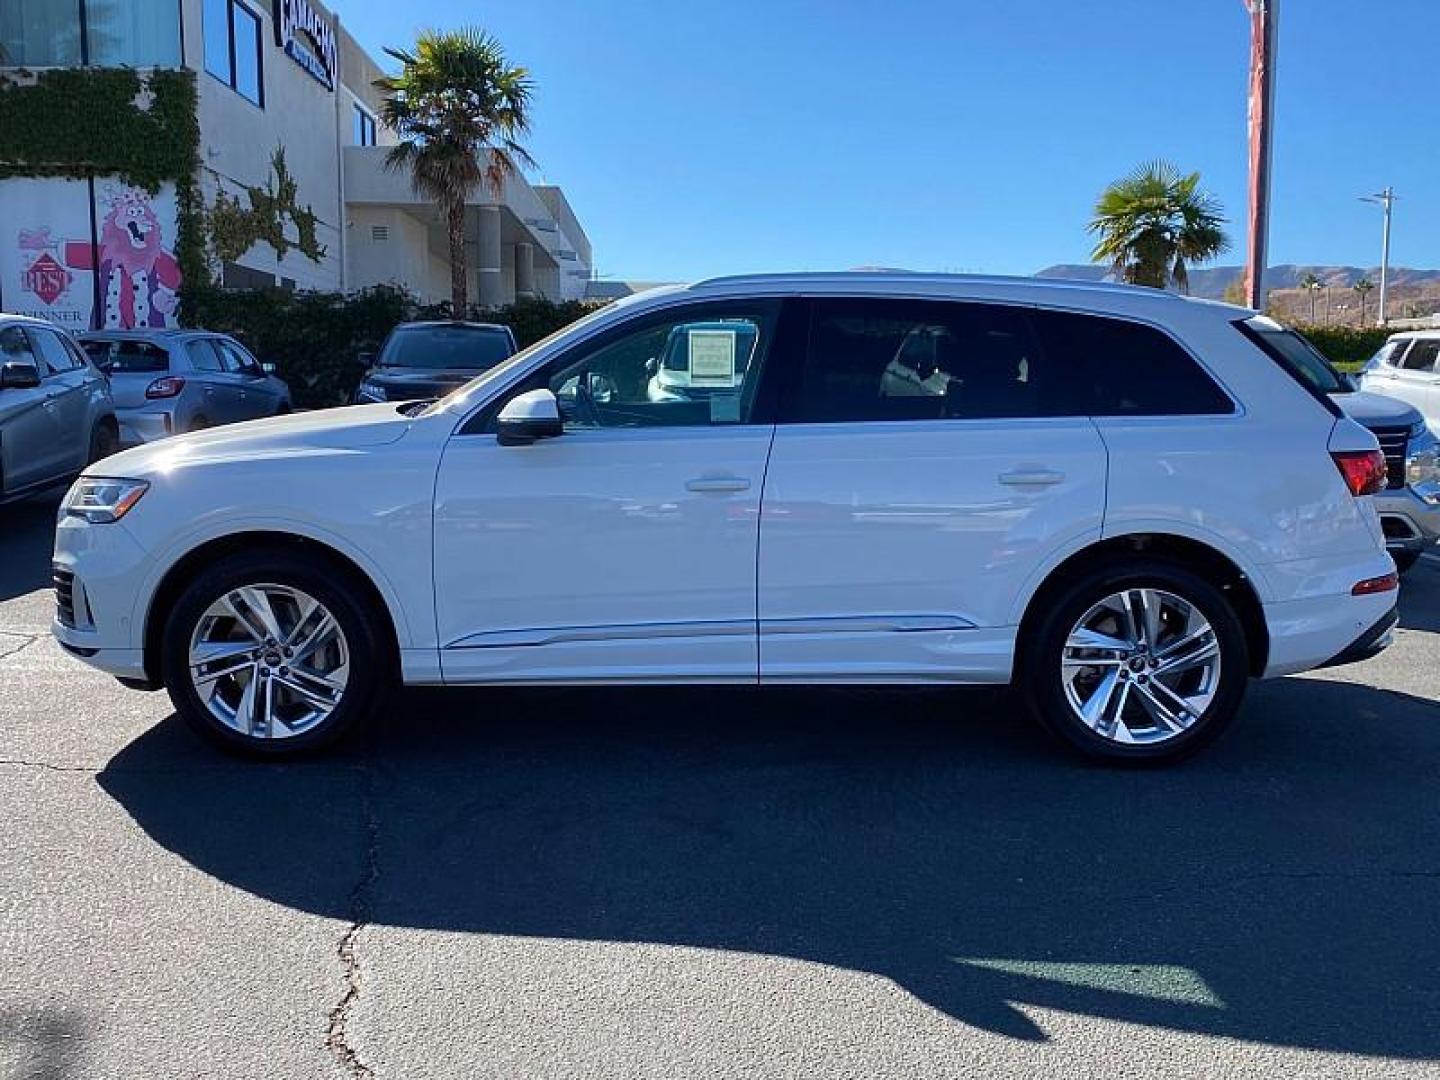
[181,286,601,407]
[1293,324,1394,371]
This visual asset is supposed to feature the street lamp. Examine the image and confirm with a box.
[1359,187,1396,326]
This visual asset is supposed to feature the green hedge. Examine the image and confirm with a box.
[182,286,600,407]
[1293,325,1394,371]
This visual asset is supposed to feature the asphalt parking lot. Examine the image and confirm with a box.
[2,491,1439,1079]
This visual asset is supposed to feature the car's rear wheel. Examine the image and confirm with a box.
[161,549,392,755]
[1020,559,1250,763]
[88,420,118,464]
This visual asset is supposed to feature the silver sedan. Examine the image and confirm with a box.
[79,330,292,445]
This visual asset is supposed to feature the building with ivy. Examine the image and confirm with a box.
[0,0,594,330]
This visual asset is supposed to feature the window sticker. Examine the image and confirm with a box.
[688,329,737,386]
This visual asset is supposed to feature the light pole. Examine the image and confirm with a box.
[1359,187,1396,326]
[1242,0,1278,311]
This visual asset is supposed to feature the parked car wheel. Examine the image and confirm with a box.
[88,419,118,465]
[1021,559,1249,764]
[1392,550,1422,575]
[161,549,392,756]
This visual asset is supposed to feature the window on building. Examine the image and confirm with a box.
[353,105,378,147]
[86,0,181,66]
[0,0,83,66]
[204,0,263,107]
[0,0,179,67]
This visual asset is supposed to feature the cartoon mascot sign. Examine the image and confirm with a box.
[96,187,181,329]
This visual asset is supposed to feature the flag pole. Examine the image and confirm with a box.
[1243,0,1278,311]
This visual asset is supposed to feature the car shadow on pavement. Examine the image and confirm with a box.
[98,673,1440,1057]
[0,492,61,602]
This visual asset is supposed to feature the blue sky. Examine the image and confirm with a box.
[331,0,1438,282]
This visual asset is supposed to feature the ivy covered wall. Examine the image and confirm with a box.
[0,67,207,289]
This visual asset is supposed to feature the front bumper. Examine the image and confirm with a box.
[50,513,154,681]
[1374,485,1440,553]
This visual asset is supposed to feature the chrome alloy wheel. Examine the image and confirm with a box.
[187,584,350,740]
[1060,588,1221,746]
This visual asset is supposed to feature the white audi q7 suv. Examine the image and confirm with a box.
[52,274,1399,763]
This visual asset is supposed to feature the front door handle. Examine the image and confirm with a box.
[999,468,1065,487]
[686,475,750,494]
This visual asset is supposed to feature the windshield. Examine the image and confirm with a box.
[378,325,514,371]
[81,339,169,374]
[1245,322,1350,394]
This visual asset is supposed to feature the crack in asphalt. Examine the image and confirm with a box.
[0,631,42,661]
[327,756,380,1078]
[0,758,98,774]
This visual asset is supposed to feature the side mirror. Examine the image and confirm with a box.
[358,351,376,368]
[497,388,563,446]
[645,356,659,377]
[0,360,41,390]
[262,362,277,375]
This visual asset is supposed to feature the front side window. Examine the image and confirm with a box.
[1031,309,1235,416]
[218,340,260,375]
[494,302,780,432]
[1400,340,1440,373]
[795,299,1062,423]
[204,0,263,106]
[0,325,40,370]
[188,340,223,372]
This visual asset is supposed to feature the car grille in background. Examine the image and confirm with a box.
[53,566,76,628]
[1369,425,1410,490]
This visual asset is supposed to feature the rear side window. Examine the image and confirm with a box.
[1029,309,1235,416]
[28,328,80,374]
[82,339,169,374]
[1401,339,1439,373]
[796,299,1069,422]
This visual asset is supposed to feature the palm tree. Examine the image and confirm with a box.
[1353,277,1375,325]
[1089,161,1230,291]
[1300,272,1323,323]
[376,28,534,316]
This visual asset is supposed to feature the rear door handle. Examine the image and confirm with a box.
[999,468,1065,487]
[686,475,751,494]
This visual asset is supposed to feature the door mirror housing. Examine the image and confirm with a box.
[497,388,563,446]
[0,360,41,390]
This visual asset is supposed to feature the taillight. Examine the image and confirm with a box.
[145,376,185,399]
[1331,449,1387,497]
[1352,572,1399,596]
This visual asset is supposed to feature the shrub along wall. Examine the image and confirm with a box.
[1293,325,1395,371]
[183,286,600,407]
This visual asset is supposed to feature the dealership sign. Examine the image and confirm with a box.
[275,0,338,90]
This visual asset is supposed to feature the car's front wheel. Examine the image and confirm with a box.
[161,549,391,755]
[1020,559,1250,763]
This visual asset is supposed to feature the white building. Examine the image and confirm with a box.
[0,0,593,317]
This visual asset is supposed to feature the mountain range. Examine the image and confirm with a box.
[1035,263,1440,301]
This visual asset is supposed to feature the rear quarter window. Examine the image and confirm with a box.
[1028,309,1235,416]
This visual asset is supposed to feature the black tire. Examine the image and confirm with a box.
[161,548,392,756]
[1392,549,1422,575]
[88,420,119,464]
[1019,558,1250,764]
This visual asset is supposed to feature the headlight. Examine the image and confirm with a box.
[358,380,387,402]
[62,477,149,523]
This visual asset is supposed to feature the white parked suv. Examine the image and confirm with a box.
[52,274,1399,763]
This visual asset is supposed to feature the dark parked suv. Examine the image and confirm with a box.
[354,321,518,405]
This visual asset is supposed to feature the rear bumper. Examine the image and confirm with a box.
[1260,549,1400,677]
[116,407,176,447]
[1317,605,1399,670]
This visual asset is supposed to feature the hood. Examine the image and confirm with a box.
[1331,389,1424,429]
[363,367,484,401]
[91,403,412,477]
